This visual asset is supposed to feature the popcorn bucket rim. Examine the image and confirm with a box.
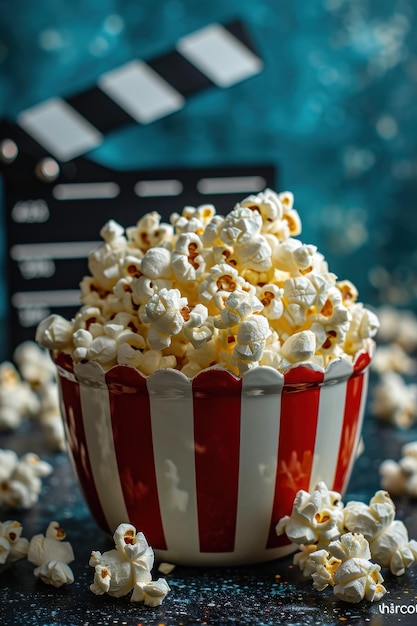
[53,344,373,391]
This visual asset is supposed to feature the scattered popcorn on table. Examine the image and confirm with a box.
[27,521,75,587]
[277,482,417,603]
[344,491,417,576]
[89,523,170,605]
[368,306,417,429]
[0,341,65,450]
[0,449,52,509]
[376,306,417,353]
[276,481,344,549]
[36,189,378,377]
[0,520,29,572]
[0,362,40,431]
[328,533,386,603]
[371,371,417,429]
[380,441,417,497]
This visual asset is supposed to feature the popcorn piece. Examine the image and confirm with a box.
[28,521,75,587]
[198,263,248,306]
[371,371,417,428]
[158,561,176,575]
[380,441,417,498]
[0,450,52,509]
[35,314,74,350]
[371,343,416,375]
[134,578,171,607]
[214,290,263,329]
[34,560,74,588]
[140,288,188,350]
[89,523,170,605]
[239,188,284,229]
[127,211,173,251]
[0,363,40,431]
[171,233,206,281]
[233,315,271,374]
[303,548,341,591]
[234,235,272,272]
[13,341,56,389]
[329,534,386,603]
[376,306,417,352]
[28,523,75,566]
[257,284,284,320]
[170,203,214,235]
[343,303,379,357]
[220,206,262,246]
[0,520,29,570]
[276,481,344,548]
[183,304,213,349]
[272,239,319,275]
[280,330,316,364]
[140,247,172,279]
[87,335,118,367]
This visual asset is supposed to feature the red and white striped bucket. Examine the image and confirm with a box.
[55,350,371,566]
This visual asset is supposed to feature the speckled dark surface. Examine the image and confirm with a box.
[1,391,417,626]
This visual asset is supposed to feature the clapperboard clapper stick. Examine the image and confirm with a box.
[0,19,276,354]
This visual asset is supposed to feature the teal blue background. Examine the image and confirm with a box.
[1,0,417,345]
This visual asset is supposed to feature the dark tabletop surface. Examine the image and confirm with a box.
[1,388,417,626]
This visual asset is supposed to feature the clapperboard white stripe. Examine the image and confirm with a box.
[177,23,263,88]
[12,290,81,307]
[13,21,262,162]
[53,182,120,200]
[17,98,103,163]
[197,175,267,195]
[134,179,184,197]
[98,60,185,124]
[10,241,100,261]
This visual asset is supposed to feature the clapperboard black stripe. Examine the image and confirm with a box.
[0,18,273,355]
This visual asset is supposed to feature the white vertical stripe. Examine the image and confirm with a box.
[308,359,353,491]
[235,367,284,559]
[74,361,129,532]
[18,98,102,162]
[146,369,199,560]
[342,368,369,491]
[177,23,263,88]
[98,60,184,124]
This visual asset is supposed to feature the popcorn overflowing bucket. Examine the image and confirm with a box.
[54,349,371,566]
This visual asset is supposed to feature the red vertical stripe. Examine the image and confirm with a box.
[55,353,109,533]
[267,366,324,549]
[192,370,242,553]
[332,372,364,493]
[105,366,167,550]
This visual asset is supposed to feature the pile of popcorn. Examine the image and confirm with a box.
[277,482,417,603]
[36,189,379,377]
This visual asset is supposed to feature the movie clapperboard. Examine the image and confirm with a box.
[0,20,277,355]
